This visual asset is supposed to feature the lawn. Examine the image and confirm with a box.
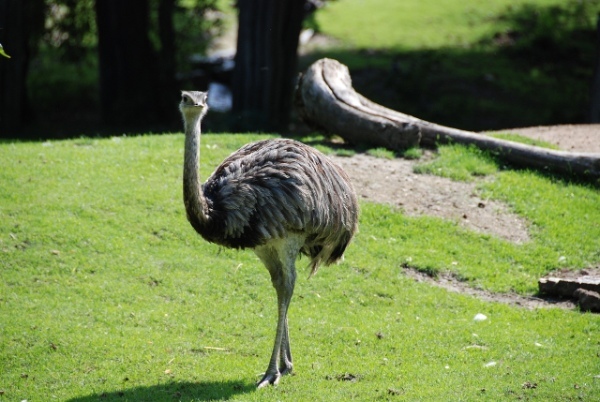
[1,133,599,401]
[3,0,600,399]
[313,0,567,51]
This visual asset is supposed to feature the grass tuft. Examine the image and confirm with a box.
[488,132,560,150]
[414,144,499,181]
[366,147,396,160]
[401,147,424,160]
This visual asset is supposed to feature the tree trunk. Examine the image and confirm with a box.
[96,0,170,127]
[157,0,179,124]
[296,58,600,179]
[590,13,600,123]
[0,0,44,137]
[232,0,305,132]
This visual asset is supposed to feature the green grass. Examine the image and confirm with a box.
[414,144,499,181]
[315,0,566,51]
[366,147,396,160]
[365,147,423,160]
[401,147,424,160]
[1,134,600,401]
[365,146,424,161]
[488,132,560,150]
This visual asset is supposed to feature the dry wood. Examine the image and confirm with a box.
[295,58,600,179]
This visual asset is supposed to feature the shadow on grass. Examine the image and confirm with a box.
[298,0,597,132]
[299,43,592,132]
[65,380,256,402]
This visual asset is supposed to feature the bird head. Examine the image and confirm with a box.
[179,90,209,120]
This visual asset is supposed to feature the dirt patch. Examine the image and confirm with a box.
[332,124,599,244]
[503,124,600,153]
[332,125,599,309]
[403,267,578,310]
[404,266,600,310]
[331,152,530,243]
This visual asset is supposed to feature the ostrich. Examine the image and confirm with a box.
[179,90,359,387]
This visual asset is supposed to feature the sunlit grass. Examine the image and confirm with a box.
[488,132,560,150]
[1,134,599,401]
[366,147,396,159]
[315,0,566,51]
[413,144,499,181]
[401,147,424,160]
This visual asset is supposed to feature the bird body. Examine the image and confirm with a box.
[179,90,358,387]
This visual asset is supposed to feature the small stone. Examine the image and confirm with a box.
[473,313,488,322]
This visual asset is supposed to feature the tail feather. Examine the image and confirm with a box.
[306,228,353,277]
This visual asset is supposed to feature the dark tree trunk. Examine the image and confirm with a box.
[0,0,44,137]
[590,13,600,123]
[96,0,173,127]
[158,0,179,123]
[232,0,306,132]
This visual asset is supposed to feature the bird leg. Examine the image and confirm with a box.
[257,265,296,388]
[279,315,293,376]
[255,240,298,388]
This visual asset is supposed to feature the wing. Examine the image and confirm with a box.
[200,139,312,248]
[200,138,359,272]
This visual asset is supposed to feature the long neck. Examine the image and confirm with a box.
[183,113,209,226]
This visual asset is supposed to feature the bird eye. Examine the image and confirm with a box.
[182,95,190,103]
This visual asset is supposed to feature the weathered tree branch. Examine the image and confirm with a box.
[295,58,600,179]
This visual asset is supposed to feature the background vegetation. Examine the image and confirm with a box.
[1,0,223,138]
[307,0,600,130]
[5,0,600,138]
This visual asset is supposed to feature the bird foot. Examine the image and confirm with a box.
[257,371,281,388]
[279,364,293,377]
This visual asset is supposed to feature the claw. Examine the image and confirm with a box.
[257,371,281,388]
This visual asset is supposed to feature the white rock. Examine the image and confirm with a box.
[473,313,488,322]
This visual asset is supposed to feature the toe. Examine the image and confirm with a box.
[257,371,281,388]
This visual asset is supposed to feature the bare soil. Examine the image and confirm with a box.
[332,124,600,243]
[332,151,531,243]
[332,124,600,309]
[332,124,600,244]
[505,124,600,153]
[403,267,579,310]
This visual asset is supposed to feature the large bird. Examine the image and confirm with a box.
[179,90,359,387]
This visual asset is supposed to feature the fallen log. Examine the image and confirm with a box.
[295,58,600,179]
[539,276,600,298]
[539,276,600,312]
